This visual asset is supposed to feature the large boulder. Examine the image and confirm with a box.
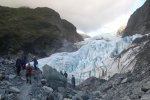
[42,64,67,89]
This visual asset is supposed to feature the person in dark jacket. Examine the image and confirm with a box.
[64,71,68,78]
[71,75,75,88]
[21,55,27,70]
[33,57,38,70]
[26,63,33,84]
[16,58,22,76]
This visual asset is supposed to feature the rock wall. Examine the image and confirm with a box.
[123,0,150,36]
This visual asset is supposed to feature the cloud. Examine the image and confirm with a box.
[0,0,142,33]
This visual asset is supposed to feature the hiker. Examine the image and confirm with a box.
[26,63,33,84]
[64,71,68,78]
[21,55,27,70]
[16,58,22,76]
[32,56,38,70]
[71,75,76,88]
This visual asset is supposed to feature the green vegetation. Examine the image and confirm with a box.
[0,6,82,55]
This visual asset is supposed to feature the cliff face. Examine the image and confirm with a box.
[0,6,83,56]
[123,0,150,36]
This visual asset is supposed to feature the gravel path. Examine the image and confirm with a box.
[17,83,32,100]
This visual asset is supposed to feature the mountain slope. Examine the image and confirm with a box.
[0,6,83,56]
[123,0,150,36]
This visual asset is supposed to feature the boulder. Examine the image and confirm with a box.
[42,64,67,89]
[141,81,150,92]
[57,92,63,100]
[9,87,20,93]
[72,95,83,100]
[121,96,131,100]
[121,78,128,84]
[41,79,47,85]
[141,94,150,100]
[58,87,65,94]
[46,93,55,100]
[0,74,5,81]
[2,81,13,85]
[9,74,16,79]
[63,98,72,100]
[43,86,53,93]
[0,94,5,100]
[92,91,102,98]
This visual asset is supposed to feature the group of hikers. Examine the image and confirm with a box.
[15,55,38,84]
[60,71,76,88]
[15,53,76,88]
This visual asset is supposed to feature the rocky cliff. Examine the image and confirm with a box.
[123,0,150,36]
[0,6,83,57]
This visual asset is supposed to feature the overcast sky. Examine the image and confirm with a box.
[0,0,146,36]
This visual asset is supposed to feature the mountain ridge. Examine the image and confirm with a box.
[0,6,83,57]
[123,0,150,36]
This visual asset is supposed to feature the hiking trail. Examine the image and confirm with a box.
[17,82,32,100]
[17,70,41,100]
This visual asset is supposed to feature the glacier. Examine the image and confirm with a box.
[37,33,143,82]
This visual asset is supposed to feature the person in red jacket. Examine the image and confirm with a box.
[26,63,33,84]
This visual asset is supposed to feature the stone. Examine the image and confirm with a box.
[9,87,20,93]
[3,81,13,85]
[0,74,5,81]
[47,93,54,100]
[72,95,83,100]
[41,79,47,85]
[141,81,150,92]
[42,86,53,93]
[92,91,102,98]
[57,92,63,100]
[9,74,16,79]
[32,98,37,100]
[63,98,72,100]
[58,87,65,94]
[121,96,131,100]
[42,65,67,89]
[121,78,128,84]
[141,94,150,100]
[73,91,89,100]
[7,93,17,100]
[0,94,5,100]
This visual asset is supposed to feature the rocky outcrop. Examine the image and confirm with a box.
[78,77,106,91]
[0,6,83,57]
[123,0,150,36]
[42,64,67,89]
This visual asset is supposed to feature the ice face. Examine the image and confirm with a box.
[38,33,142,81]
